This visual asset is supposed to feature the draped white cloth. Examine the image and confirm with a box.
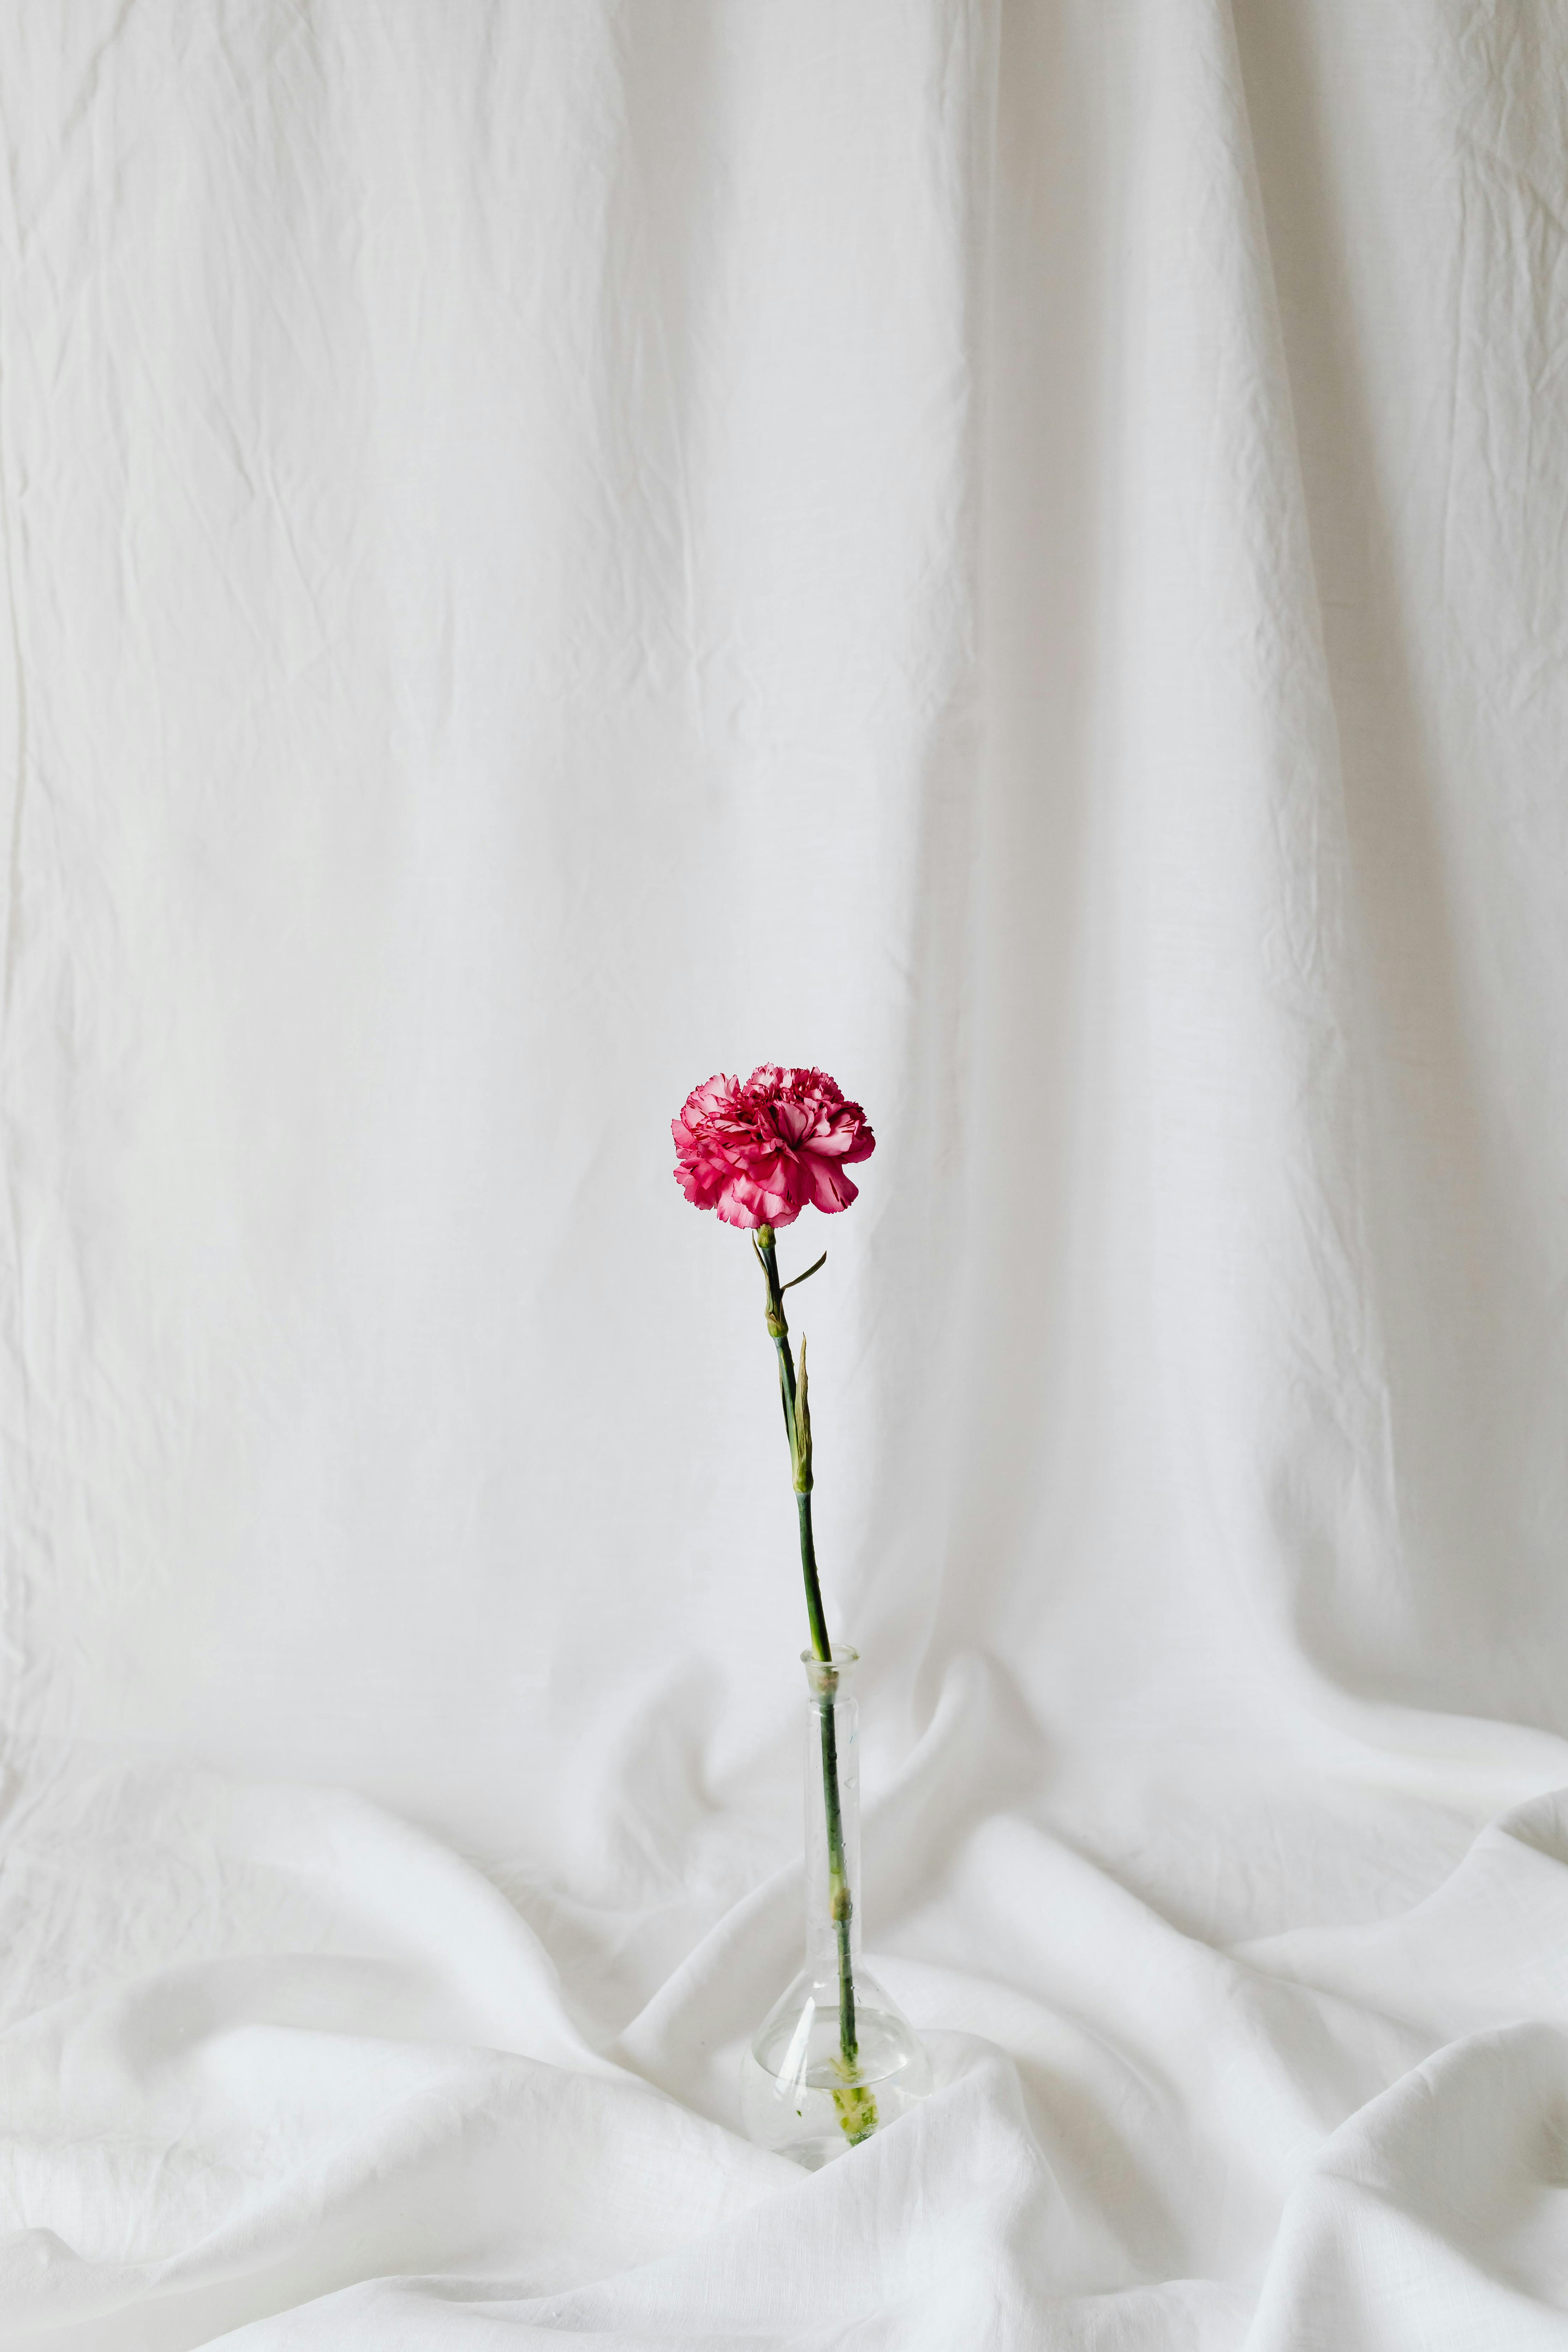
[3,3,1567,2344]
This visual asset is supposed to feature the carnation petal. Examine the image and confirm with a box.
[805,1157,858,1213]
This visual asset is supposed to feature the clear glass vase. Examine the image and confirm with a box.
[740,1647,931,2167]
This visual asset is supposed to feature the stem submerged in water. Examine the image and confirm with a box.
[753,1226,863,2092]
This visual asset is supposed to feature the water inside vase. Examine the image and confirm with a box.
[741,1982,932,2169]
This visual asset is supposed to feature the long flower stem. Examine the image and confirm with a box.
[756,1227,858,2072]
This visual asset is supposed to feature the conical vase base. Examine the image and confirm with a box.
[740,1962,932,2168]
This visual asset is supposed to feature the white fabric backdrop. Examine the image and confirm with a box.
[2,2,1567,2344]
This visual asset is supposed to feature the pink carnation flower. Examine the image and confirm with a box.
[673,1065,876,1229]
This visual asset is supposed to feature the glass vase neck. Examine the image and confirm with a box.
[801,1644,861,1980]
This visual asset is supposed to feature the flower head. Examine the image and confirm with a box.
[673,1065,875,1229]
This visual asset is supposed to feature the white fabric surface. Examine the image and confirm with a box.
[2,2,1567,2344]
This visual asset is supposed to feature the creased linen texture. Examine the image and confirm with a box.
[1,1,1566,2345]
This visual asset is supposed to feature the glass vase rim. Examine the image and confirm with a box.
[800,1644,859,1694]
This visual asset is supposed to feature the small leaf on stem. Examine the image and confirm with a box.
[792,1336,813,1494]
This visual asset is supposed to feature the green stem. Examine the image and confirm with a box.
[756,1227,859,2071]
